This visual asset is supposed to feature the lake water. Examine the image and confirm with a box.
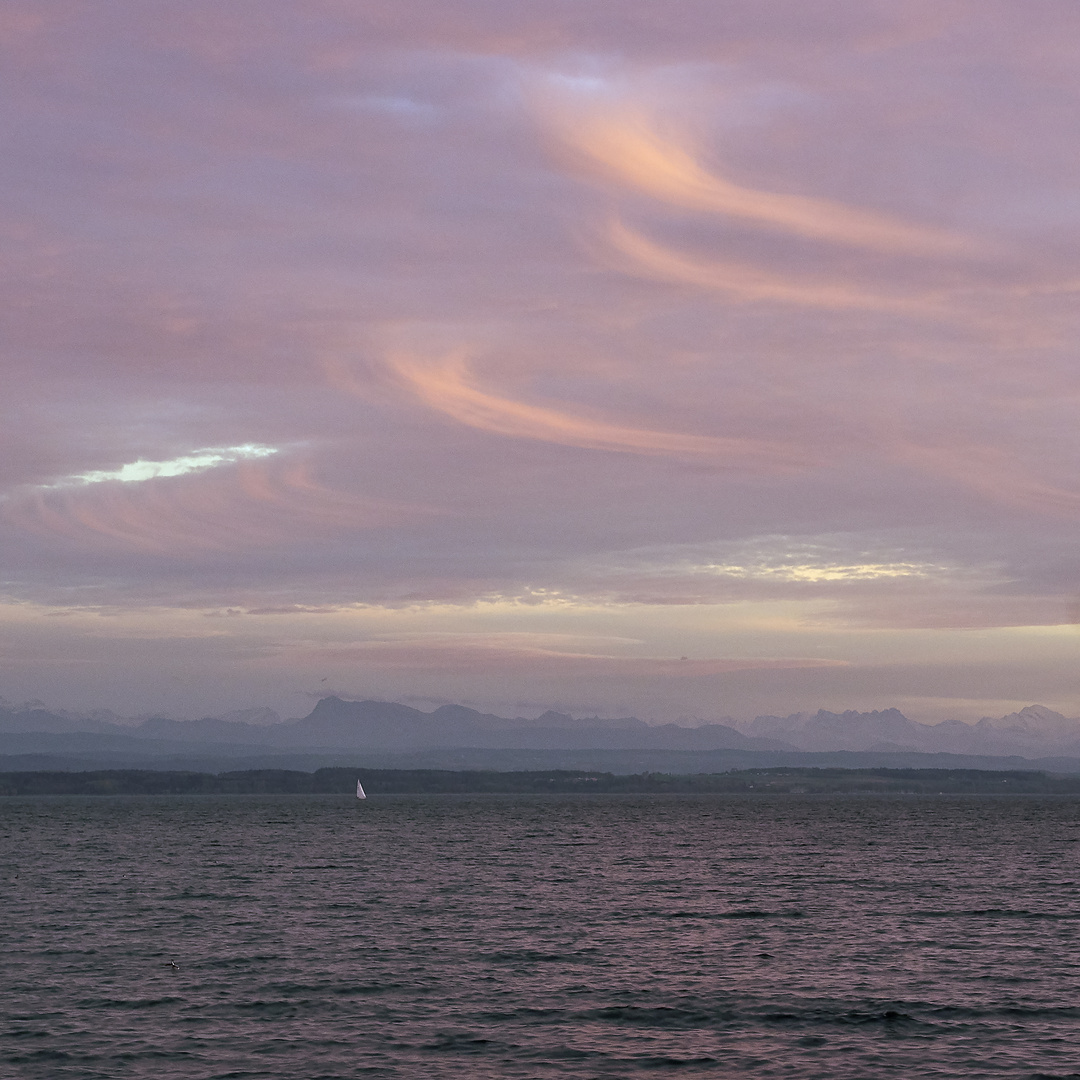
[2,793,1080,1079]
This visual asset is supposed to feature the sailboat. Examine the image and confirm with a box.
[356,779,367,800]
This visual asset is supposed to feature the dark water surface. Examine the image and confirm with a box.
[3,794,1080,1079]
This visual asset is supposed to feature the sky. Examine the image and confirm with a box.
[4,0,1080,723]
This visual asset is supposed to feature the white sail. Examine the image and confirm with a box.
[356,779,367,799]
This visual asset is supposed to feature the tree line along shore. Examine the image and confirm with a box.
[3,766,1080,796]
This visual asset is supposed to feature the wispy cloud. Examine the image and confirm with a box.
[895,442,1080,520]
[58,445,279,487]
[2,457,431,555]
[542,101,976,256]
[302,635,850,676]
[382,350,814,468]
[601,218,948,314]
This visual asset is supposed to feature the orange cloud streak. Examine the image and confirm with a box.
[386,350,812,469]
[547,105,973,256]
[896,442,1080,520]
[603,218,948,314]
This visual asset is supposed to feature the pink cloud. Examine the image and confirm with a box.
[540,101,976,255]
[378,349,815,468]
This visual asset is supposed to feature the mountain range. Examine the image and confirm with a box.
[733,704,1080,756]
[4,697,1080,774]
[0,697,779,752]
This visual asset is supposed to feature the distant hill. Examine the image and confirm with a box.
[4,697,1080,773]
[256,696,783,752]
[5,766,1080,797]
[737,705,1080,757]
[0,704,130,736]
[1,697,777,751]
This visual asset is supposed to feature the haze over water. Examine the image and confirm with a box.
[4,793,1080,1078]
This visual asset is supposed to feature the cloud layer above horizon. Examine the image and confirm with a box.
[4,0,1080,722]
